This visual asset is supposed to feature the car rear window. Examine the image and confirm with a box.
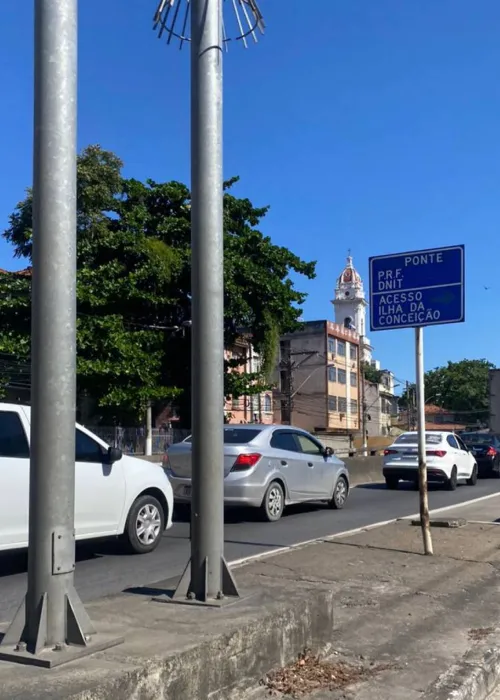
[394,433,442,445]
[462,433,497,445]
[182,428,262,445]
[223,428,262,444]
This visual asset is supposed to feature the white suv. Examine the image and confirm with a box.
[383,430,478,491]
[0,403,173,554]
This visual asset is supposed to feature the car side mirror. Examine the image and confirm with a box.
[107,446,122,464]
[323,446,334,457]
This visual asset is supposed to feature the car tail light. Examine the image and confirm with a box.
[384,449,397,456]
[426,450,447,458]
[231,453,262,471]
[486,446,497,457]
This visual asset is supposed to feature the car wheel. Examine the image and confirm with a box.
[123,494,165,554]
[466,464,478,486]
[261,481,285,522]
[330,475,349,509]
[446,466,458,491]
[385,477,399,490]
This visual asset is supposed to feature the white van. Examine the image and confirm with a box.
[0,403,173,554]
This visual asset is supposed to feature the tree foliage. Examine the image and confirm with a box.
[362,361,383,385]
[0,145,315,424]
[399,359,494,421]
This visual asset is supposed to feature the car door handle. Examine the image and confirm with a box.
[281,460,287,466]
[308,462,314,467]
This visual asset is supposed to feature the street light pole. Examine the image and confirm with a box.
[188,0,229,601]
[152,0,264,605]
[0,0,121,666]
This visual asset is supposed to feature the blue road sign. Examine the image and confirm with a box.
[369,245,465,331]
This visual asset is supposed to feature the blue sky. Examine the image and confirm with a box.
[1,0,499,388]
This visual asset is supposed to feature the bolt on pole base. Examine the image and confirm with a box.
[0,584,123,668]
[153,556,241,608]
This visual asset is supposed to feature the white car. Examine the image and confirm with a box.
[383,430,478,491]
[0,403,173,554]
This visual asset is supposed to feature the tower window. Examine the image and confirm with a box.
[350,345,357,360]
[338,369,346,384]
[328,366,336,382]
[337,340,346,356]
[328,337,335,354]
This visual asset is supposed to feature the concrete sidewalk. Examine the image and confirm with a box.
[2,494,500,699]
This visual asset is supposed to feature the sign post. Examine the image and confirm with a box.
[369,245,465,555]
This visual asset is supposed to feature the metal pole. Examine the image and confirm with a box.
[27,0,79,647]
[415,327,433,555]
[0,0,122,664]
[406,380,411,431]
[145,402,153,456]
[170,0,238,603]
[190,0,224,601]
[360,336,368,456]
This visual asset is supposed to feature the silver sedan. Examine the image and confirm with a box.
[164,424,350,521]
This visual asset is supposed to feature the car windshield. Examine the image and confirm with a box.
[182,428,262,445]
[462,433,497,445]
[394,433,442,445]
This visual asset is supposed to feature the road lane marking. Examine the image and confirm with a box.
[230,489,500,570]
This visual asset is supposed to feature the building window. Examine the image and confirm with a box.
[264,394,272,413]
[337,340,346,356]
[328,366,336,382]
[350,399,358,414]
[350,344,357,360]
[338,397,347,413]
[338,368,346,384]
[328,395,337,411]
[350,371,357,387]
[327,337,335,354]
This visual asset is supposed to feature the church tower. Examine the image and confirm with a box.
[332,254,373,362]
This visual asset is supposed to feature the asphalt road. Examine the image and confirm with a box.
[1,478,499,621]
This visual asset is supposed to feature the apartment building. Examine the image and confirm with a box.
[273,320,360,434]
[224,336,273,424]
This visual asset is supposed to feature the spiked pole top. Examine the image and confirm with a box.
[153,0,265,49]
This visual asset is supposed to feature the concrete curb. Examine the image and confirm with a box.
[66,589,335,700]
[422,630,500,700]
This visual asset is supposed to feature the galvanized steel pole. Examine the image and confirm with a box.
[152,0,264,606]
[28,0,80,648]
[415,327,433,556]
[190,0,226,599]
[0,0,122,664]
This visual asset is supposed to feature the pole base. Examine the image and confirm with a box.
[153,556,240,608]
[0,584,124,668]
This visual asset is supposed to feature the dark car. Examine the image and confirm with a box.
[461,432,500,477]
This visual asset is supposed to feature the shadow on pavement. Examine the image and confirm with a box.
[0,539,130,578]
[357,481,454,491]
[173,501,333,526]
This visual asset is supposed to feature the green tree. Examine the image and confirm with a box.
[399,359,494,421]
[1,145,315,424]
[362,361,383,385]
